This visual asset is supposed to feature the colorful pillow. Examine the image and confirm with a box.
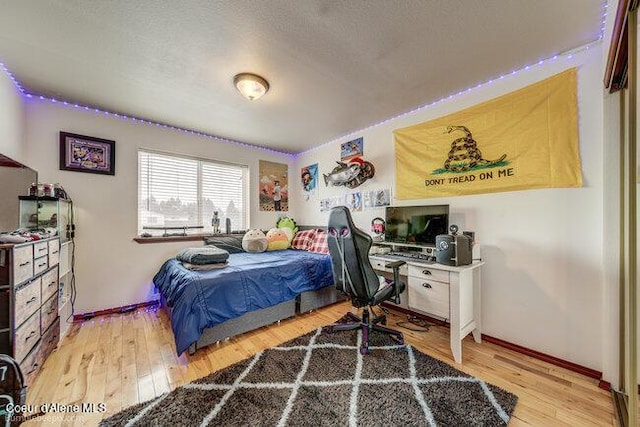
[242,229,268,253]
[308,229,329,254]
[276,217,298,241]
[266,228,290,251]
[291,229,317,251]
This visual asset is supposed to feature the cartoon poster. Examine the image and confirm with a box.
[363,188,391,209]
[259,160,288,211]
[340,137,364,161]
[301,163,318,199]
[345,191,362,212]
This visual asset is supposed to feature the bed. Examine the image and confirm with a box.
[154,249,342,355]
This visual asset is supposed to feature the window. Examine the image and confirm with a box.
[138,150,248,236]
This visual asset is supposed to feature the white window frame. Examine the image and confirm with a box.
[137,149,249,236]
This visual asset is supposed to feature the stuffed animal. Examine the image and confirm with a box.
[266,228,290,251]
[276,217,298,242]
[242,229,268,253]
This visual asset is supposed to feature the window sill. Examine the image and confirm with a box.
[133,233,209,244]
[133,233,244,244]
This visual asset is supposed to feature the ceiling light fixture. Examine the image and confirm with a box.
[233,73,269,101]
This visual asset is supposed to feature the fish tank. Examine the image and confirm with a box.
[19,196,72,242]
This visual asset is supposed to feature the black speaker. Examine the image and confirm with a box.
[435,234,472,266]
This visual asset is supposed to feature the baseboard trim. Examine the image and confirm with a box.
[73,300,160,321]
[382,303,603,381]
[480,334,602,380]
[599,380,611,391]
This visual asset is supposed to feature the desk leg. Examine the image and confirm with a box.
[471,267,482,343]
[450,275,462,363]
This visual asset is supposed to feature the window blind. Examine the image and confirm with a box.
[138,150,247,235]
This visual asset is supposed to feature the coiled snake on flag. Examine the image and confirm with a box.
[444,125,507,172]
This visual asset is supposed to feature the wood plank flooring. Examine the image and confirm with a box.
[22,302,620,426]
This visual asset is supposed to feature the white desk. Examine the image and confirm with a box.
[370,256,484,363]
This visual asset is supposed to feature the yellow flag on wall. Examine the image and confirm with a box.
[394,68,582,200]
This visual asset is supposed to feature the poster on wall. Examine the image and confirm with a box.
[345,191,362,212]
[340,137,364,161]
[363,188,391,209]
[319,196,344,212]
[301,163,318,200]
[259,160,288,211]
[394,68,582,200]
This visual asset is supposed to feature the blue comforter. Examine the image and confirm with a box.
[153,250,334,354]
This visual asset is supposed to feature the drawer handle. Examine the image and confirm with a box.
[19,261,31,267]
[422,270,432,275]
[51,250,59,255]
[25,330,36,341]
[48,281,56,288]
[26,296,37,304]
[38,262,47,267]
[38,248,47,252]
[46,308,55,315]
[422,283,432,289]
[26,363,39,375]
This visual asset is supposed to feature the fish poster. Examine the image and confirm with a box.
[301,163,318,199]
[259,160,288,211]
[340,137,364,161]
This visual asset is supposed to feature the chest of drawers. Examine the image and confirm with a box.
[0,238,60,385]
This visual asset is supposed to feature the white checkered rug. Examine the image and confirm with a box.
[101,323,518,426]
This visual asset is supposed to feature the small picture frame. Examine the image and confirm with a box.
[59,132,116,175]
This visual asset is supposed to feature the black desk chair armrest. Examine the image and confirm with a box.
[384,260,406,303]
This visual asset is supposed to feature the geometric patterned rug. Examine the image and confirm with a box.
[100,321,518,426]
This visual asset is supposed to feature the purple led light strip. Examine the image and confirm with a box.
[0,61,294,157]
[0,1,607,158]
[296,1,608,158]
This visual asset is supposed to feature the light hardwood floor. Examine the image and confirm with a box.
[22,302,619,426]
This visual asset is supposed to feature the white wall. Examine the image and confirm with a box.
[0,70,26,162]
[292,46,605,370]
[24,101,291,313]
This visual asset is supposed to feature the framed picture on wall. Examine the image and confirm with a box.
[59,131,116,175]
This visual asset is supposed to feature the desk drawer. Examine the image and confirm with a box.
[408,265,449,283]
[41,267,58,302]
[48,239,60,267]
[408,276,449,319]
[34,241,48,259]
[15,277,41,327]
[13,245,33,286]
[14,310,40,362]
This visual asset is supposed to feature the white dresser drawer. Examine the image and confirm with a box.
[14,277,41,327]
[48,239,60,267]
[33,256,48,276]
[41,267,58,303]
[408,276,450,319]
[41,293,58,333]
[408,264,450,283]
[13,245,33,286]
[14,310,40,362]
[33,241,48,259]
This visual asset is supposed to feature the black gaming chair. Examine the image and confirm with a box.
[327,206,406,355]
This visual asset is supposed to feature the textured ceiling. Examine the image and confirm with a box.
[0,0,605,153]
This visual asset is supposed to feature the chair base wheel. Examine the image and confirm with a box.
[360,346,370,355]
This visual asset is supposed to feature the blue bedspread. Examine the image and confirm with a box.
[153,250,334,354]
